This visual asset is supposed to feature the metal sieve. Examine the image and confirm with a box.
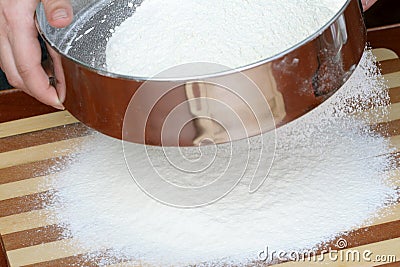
[36,0,366,146]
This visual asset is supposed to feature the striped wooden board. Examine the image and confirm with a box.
[0,49,400,267]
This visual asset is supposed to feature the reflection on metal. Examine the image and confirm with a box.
[313,14,351,97]
[185,82,228,146]
[246,64,287,124]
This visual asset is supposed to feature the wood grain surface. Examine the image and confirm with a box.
[0,89,57,124]
[1,50,400,266]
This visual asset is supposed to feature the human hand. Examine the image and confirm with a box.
[361,0,378,11]
[0,0,73,110]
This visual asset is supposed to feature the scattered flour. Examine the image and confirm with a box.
[47,50,398,266]
[106,0,347,77]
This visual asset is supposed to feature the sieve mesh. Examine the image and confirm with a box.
[36,0,143,71]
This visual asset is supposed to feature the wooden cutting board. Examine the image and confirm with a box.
[1,47,400,266]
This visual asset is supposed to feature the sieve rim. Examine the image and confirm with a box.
[35,0,355,82]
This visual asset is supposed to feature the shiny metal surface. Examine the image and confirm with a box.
[36,0,366,146]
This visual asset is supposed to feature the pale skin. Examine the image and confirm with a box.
[0,0,73,110]
[0,0,377,109]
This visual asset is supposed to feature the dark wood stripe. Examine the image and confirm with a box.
[389,87,400,104]
[368,24,400,58]
[0,49,399,267]
[370,119,400,137]
[21,250,129,267]
[0,235,10,267]
[0,191,55,218]
[330,219,400,250]
[0,89,57,124]
[11,219,400,267]
[380,58,400,75]
[0,157,70,185]
[263,219,400,265]
[389,152,400,169]
[2,225,69,251]
[302,214,400,260]
[0,123,90,153]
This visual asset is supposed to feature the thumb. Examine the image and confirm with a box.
[42,0,73,28]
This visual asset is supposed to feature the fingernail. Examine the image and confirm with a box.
[53,99,65,110]
[52,9,68,20]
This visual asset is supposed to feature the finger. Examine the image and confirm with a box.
[47,44,66,103]
[42,0,73,28]
[9,24,64,109]
[0,36,24,89]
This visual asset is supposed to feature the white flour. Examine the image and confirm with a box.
[106,0,347,77]
[47,50,398,266]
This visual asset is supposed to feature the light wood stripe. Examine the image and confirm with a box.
[385,96,400,117]
[373,48,399,61]
[0,48,397,267]
[352,55,400,124]
[355,102,400,125]
[285,219,400,263]
[389,135,400,150]
[0,165,400,234]
[372,204,400,229]
[386,169,400,188]
[0,128,396,266]
[0,136,89,169]
[22,250,130,267]
[0,111,396,172]
[385,71,400,89]
[0,175,53,201]
[12,221,397,266]
[375,261,400,267]
[276,237,400,266]
[107,262,143,267]
[0,210,57,235]
[22,254,101,267]
[6,239,92,267]
[0,111,78,139]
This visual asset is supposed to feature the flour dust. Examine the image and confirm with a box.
[43,50,399,266]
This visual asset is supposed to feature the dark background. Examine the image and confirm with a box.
[364,0,400,28]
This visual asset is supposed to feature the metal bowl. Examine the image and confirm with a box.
[36,0,366,146]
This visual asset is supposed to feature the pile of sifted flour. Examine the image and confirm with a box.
[106,0,347,77]
[45,50,398,266]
